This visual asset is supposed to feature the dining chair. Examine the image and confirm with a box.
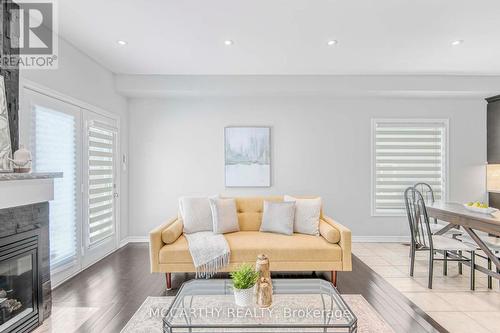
[413,183,462,231]
[404,187,477,290]
[413,183,463,276]
[413,182,435,206]
[458,234,500,289]
[413,182,462,235]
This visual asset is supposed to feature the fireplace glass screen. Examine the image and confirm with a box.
[0,252,35,331]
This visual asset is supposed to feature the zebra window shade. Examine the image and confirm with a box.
[87,124,116,246]
[373,120,447,215]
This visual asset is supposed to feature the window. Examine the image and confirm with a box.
[87,123,116,246]
[32,106,79,269]
[372,119,448,215]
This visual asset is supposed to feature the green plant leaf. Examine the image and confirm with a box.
[230,264,259,290]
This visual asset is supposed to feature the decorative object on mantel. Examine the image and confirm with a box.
[224,126,271,187]
[0,75,13,173]
[256,277,273,308]
[230,264,259,307]
[8,145,32,173]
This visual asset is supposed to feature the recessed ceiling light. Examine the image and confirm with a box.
[224,40,234,46]
[327,40,338,46]
[117,40,128,46]
[451,40,464,46]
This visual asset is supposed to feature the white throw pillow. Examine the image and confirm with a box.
[179,197,213,234]
[260,201,295,235]
[209,197,240,234]
[284,195,322,236]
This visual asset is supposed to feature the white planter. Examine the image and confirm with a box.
[233,286,254,307]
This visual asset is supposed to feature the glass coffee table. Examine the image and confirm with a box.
[163,279,357,332]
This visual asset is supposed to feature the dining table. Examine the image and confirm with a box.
[427,202,500,281]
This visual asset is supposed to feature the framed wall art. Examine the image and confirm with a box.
[224,127,271,187]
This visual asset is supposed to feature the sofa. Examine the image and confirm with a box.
[149,196,352,289]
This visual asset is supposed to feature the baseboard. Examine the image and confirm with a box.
[119,236,149,247]
[352,236,409,243]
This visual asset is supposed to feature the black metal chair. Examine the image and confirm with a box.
[404,187,477,290]
[458,234,500,289]
[413,182,462,276]
[413,182,435,206]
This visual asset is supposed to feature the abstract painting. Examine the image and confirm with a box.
[0,76,12,172]
[225,127,270,187]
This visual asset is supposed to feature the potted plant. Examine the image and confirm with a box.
[230,264,259,307]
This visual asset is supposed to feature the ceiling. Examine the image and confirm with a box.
[58,0,500,75]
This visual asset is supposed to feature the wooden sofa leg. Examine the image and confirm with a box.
[166,273,172,290]
[331,271,337,287]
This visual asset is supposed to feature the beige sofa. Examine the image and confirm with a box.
[149,196,352,289]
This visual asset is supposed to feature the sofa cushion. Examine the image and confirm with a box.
[159,231,342,264]
[319,220,341,244]
[179,197,213,234]
[260,201,295,235]
[226,232,341,262]
[161,219,183,244]
[209,197,239,234]
[159,235,192,263]
[284,195,322,236]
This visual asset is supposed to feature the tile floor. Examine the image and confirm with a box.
[354,242,500,333]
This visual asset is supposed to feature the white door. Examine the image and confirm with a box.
[22,89,83,286]
[82,111,119,267]
[21,87,121,285]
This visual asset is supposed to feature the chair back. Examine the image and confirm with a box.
[413,182,435,205]
[404,187,433,249]
[414,182,438,224]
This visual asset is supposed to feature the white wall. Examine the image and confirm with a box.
[20,37,130,241]
[128,96,486,239]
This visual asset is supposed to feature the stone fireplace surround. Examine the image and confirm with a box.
[0,173,61,332]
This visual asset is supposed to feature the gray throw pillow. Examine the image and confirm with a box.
[209,197,240,234]
[260,201,295,235]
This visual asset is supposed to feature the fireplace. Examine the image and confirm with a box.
[0,229,41,333]
[0,178,59,332]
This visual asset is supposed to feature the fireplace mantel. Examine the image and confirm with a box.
[0,173,62,210]
[0,172,62,330]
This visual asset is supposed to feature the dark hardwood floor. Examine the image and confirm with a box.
[50,243,447,333]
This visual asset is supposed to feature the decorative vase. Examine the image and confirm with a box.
[257,277,272,308]
[233,286,254,307]
[9,145,32,173]
[256,254,272,294]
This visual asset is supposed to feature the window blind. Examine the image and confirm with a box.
[32,106,78,269]
[373,120,447,215]
[87,124,115,246]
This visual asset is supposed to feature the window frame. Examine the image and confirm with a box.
[371,118,450,217]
